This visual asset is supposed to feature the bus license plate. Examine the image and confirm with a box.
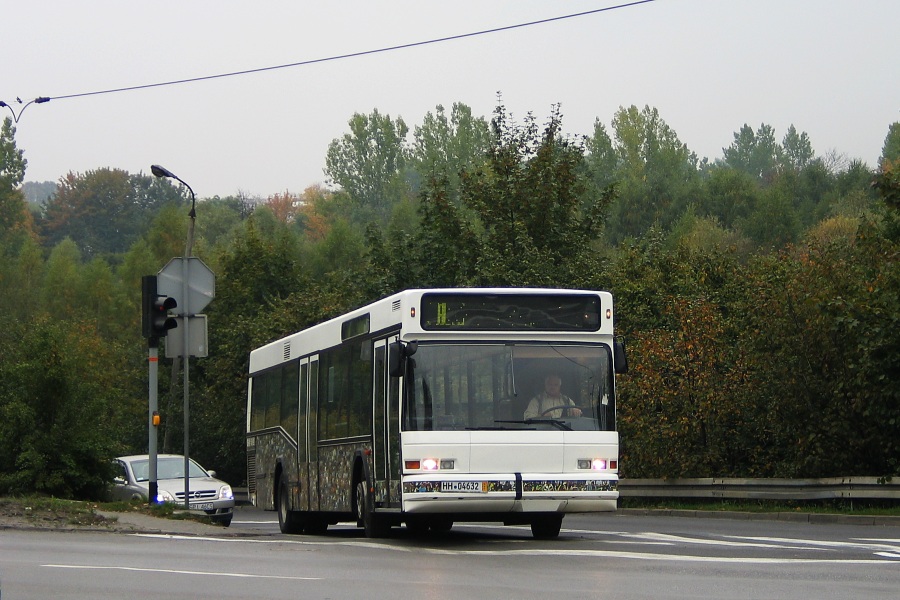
[441,481,486,493]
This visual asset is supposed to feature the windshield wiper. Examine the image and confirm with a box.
[495,419,572,431]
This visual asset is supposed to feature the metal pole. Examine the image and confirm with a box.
[182,214,195,509]
[148,339,159,504]
[182,258,190,508]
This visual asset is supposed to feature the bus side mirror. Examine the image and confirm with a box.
[613,337,628,374]
[389,341,418,377]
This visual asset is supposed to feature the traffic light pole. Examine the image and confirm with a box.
[148,337,160,504]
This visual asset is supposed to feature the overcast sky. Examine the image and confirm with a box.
[5,0,898,199]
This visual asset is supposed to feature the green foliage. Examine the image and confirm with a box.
[458,104,611,287]
[881,122,900,165]
[40,169,186,259]
[0,118,33,250]
[409,103,491,200]
[722,123,780,182]
[0,318,123,499]
[2,101,898,498]
[324,109,411,223]
[605,105,702,242]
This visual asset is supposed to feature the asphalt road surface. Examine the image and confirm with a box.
[2,508,899,599]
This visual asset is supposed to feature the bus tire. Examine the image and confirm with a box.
[356,480,388,538]
[430,518,453,533]
[277,479,303,534]
[304,516,328,535]
[530,515,563,539]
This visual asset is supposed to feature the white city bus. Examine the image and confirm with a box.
[246,288,627,538]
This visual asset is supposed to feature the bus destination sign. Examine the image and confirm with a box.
[420,293,601,331]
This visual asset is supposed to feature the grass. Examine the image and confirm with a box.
[0,495,220,527]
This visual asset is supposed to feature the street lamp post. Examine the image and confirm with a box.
[151,164,196,509]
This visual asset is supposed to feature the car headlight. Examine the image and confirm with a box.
[219,485,233,500]
[156,490,175,503]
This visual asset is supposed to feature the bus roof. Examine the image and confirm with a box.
[249,288,614,374]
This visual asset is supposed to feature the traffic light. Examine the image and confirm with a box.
[141,275,178,339]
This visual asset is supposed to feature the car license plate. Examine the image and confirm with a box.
[440,481,486,493]
[191,502,214,511]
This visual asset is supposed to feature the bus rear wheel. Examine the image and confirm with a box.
[277,479,303,534]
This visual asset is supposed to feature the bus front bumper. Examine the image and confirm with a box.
[401,474,618,514]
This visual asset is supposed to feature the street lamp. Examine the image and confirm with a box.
[151,163,197,509]
[0,97,50,123]
[151,164,196,217]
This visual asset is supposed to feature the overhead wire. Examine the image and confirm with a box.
[29,1,656,103]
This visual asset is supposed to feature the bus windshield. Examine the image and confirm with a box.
[404,343,615,432]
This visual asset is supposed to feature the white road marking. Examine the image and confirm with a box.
[42,564,319,580]
[127,533,900,564]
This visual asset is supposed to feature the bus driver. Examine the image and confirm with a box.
[524,374,582,419]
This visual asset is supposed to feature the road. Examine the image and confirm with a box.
[2,508,899,599]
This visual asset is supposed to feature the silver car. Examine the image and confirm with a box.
[111,454,235,526]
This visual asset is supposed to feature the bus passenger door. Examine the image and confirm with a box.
[374,336,400,507]
[298,359,309,512]
[306,356,320,511]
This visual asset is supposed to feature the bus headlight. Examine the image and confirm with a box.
[577,459,617,470]
[405,458,455,471]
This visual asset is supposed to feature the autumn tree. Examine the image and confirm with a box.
[263,190,301,224]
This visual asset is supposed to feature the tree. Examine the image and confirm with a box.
[459,103,611,286]
[700,165,760,229]
[606,105,701,242]
[881,122,900,165]
[409,102,491,201]
[584,119,618,193]
[781,125,815,171]
[722,123,780,182]
[41,169,186,258]
[263,190,301,224]
[0,117,32,247]
[0,317,124,498]
[324,109,410,222]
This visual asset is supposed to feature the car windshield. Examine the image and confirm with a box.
[404,342,615,432]
[130,457,209,482]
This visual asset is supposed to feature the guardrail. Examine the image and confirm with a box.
[618,477,900,500]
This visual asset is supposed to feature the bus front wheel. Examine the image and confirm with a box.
[355,480,389,538]
[530,515,563,539]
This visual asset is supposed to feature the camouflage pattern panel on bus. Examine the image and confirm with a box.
[317,440,369,513]
[248,429,299,511]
